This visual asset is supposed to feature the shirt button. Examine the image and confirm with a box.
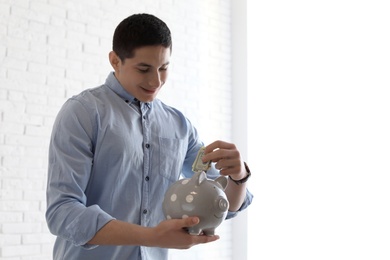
[145,176,149,181]
[143,209,148,214]
[145,144,150,148]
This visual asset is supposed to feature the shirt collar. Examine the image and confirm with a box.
[105,72,152,108]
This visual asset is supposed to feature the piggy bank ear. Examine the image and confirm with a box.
[215,176,228,190]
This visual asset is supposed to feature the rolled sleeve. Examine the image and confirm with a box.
[64,205,114,248]
[46,98,114,248]
[226,188,254,219]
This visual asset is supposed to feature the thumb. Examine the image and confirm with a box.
[184,216,200,227]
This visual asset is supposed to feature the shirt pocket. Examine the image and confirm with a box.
[158,137,186,182]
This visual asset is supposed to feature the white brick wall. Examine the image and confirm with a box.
[0,0,235,259]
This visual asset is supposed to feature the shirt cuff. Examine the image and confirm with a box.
[225,189,254,219]
[64,205,115,248]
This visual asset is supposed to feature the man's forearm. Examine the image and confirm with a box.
[88,219,153,246]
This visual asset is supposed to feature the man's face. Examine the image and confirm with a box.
[110,45,171,102]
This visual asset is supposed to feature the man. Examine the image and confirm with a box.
[46,13,253,260]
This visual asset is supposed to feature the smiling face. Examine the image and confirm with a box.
[109,45,171,102]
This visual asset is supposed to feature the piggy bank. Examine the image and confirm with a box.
[162,171,229,236]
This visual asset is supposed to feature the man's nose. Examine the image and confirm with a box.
[148,71,162,88]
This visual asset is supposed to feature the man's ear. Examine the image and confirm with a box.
[109,51,121,70]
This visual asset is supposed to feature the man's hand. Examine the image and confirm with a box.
[202,140,246,180]
[149,217,219,249]
[201,140,249,212]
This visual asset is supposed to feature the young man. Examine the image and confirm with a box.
[46,13,253,260]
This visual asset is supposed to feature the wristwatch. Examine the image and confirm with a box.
[229,162,251,185]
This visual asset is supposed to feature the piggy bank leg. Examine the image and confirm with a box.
[203,228,216,236]
[187,227,202,236]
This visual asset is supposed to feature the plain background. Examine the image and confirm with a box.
[247,0,390,259]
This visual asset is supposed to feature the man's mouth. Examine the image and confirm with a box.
[141,87,157,94]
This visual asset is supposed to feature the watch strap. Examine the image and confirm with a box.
[229,162,251,185]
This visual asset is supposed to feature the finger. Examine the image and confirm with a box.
[215,158,241,171]
[219,167,240,176]
[182,216,199,227]
[202,148,229,162]
[203,140,235,154]
[194,234,220,244]
[203,148,240,163]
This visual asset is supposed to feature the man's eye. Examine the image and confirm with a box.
[138,68,149,73]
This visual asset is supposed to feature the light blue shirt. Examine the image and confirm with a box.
[46,72,253,260]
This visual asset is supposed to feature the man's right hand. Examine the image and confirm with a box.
[148,217,220,249]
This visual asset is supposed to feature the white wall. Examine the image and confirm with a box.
[230,1,249,260]
[0,0,243,259]
[247,1,390,259]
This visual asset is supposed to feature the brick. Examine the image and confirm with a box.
[67,7,101,24]
[40,241,55,257]
[28,20,45,33]
[0,122,24,135]
[45,81,66,97]
[24,146,47,157]
[50,15,65,27]
[47,96,66,108]
[22,233,53,245]
[5,134,47,147]
[2,178,43,191]
[3,113,43,126]
[26,62,49,76]
[6,46,42,63]
[2,155,21,169]
[2,57,27,71]
[0,201,30,212]
[65,19,86,33]
[25,168,47,179]
[6,11,25,25]
[0,99,24,114]
[23,190,45,202]
[39,200,47,213]
[7,69,46,87]
[83,43,102,55]
[2,223,41,235]
[24,93,47,105]
[22,254,53,260]
[0,3,10,15]
[0,88,6,99]
[24,125,51,137]
[0,211,23,222]
[6,0,28,8]
[0,189,23,200]
[0,257,20,260]
[1,244,40,257]
[0,257,21,260]
[30,1,66,19]
[25,104,56,117]
[0,234,21,246]
[7,90,28,102]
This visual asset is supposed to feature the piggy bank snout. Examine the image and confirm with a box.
[214,196,229,217]
[216,196,229,211]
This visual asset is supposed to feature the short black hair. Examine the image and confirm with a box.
[112,13,172,61]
